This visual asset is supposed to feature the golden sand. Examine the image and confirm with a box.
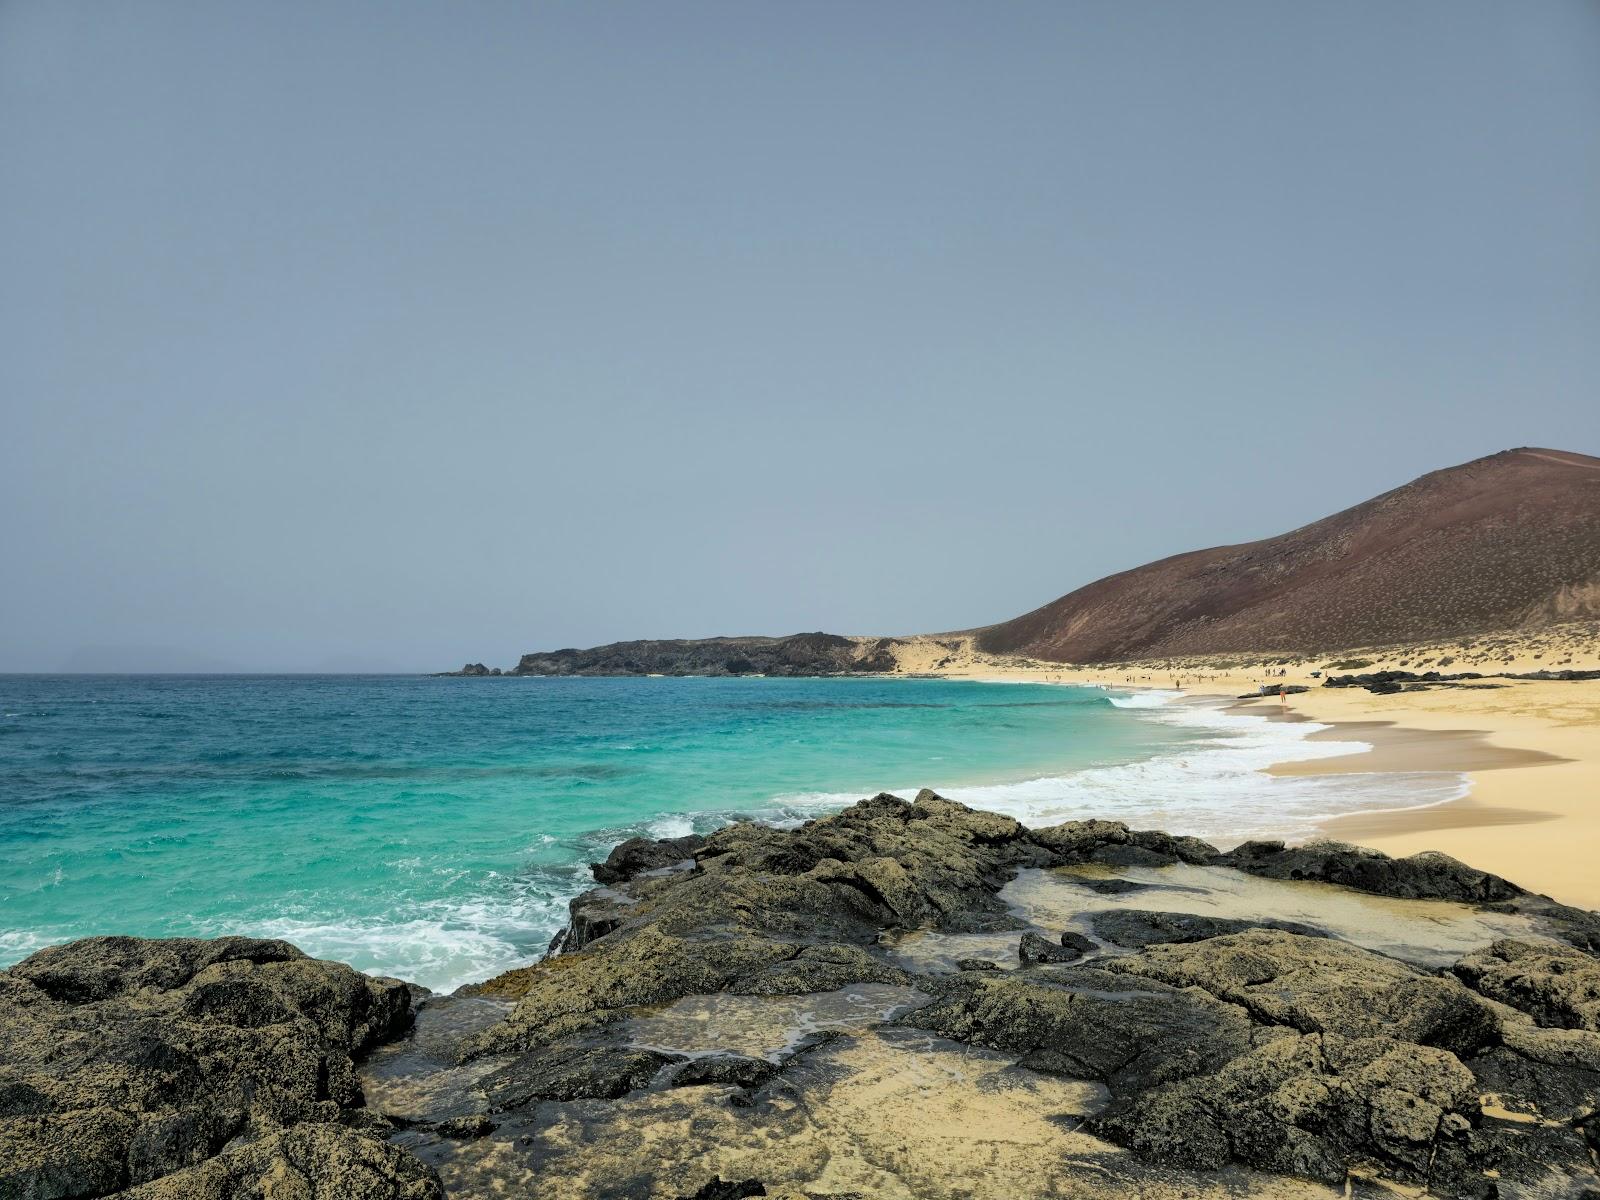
[881,621,1600,911]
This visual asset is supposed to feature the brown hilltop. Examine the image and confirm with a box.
[977,447,1600,663]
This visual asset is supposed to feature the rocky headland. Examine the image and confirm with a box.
[441,633,907,678]
[6,793,1600,1198]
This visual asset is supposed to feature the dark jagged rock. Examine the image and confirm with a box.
[430,1113,496,1139]
[1452,939,1600,1031]
[1325,667,1600,692]
[0,936,434,1200]
[1090,1029,1487,1190]
[1070,877,1151,896]
[1221,839,1523,903]
[548,886,638,954]
[116,1124,442,1199]
[1018,931,1084,964]
[667,1054,779,1090]
[466,793,1238,1060]
[1027,817,1133,858]
[1103,932,1502,1057]
[1116,830,1221,866]
[902,964,1256,1095]
[1027,819,1219,866]
[465,792,1024,1057]
[1323,669,1491,693]
[508,633,905,677]
[1465,1038,1600,1124]
[908,926,1600,1197]
[1492,895,1600,954]
[1086,932,1600,1195]
[677,1178,767,1200]
[1088,909,1328,949]
[481,1043,681,1107]
[592,832,707,885]
[447,795,1600,1195]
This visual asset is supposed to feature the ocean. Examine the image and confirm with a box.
[0,674,1467,991]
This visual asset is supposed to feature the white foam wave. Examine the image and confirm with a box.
[202,881,580,994]
[647,814,697,840]
[1106,690,1184,709]
[0,929,57,961]
[930,694,1467,843]
[762,692,1467,847]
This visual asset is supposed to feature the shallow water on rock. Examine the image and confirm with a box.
[360,995,512,1123]
[1005,863,1538,969]
[875,927,1027,972]
[877,863,1539,973]
[622,983,929,1060]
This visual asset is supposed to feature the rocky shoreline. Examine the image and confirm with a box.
[437,633,907,678]
[6,793,1600,1198]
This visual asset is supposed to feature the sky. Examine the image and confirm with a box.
[2,1,1597,672]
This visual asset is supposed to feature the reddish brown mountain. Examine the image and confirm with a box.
[977,448,1600,663]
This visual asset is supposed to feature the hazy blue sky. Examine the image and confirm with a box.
[3,2,1597,672]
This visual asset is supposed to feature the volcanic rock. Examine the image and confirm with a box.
[0,936,433,1199]
[1088,909,1328,949]
[1221,839,1522,903]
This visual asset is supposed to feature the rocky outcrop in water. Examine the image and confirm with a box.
[1220,838,1525,902]
[589,832,706,885]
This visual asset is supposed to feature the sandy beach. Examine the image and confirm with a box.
[1277,681,1600,910]
[888,621,1600,911]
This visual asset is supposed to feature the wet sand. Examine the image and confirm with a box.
[1280,682,1600,910]
[1125,680,1595,909]
[1261,714,1565,776]
[894,628,1600,912]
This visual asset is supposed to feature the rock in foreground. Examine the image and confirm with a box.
[10,794,1600,1199]
[397,793,1600,1198]
[0,936,439,1199]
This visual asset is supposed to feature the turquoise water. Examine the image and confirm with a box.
[0,674,1205,990]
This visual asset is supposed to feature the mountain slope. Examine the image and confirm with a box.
[977,447,1600,663]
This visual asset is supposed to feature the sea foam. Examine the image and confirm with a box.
[765,691,1468,847]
